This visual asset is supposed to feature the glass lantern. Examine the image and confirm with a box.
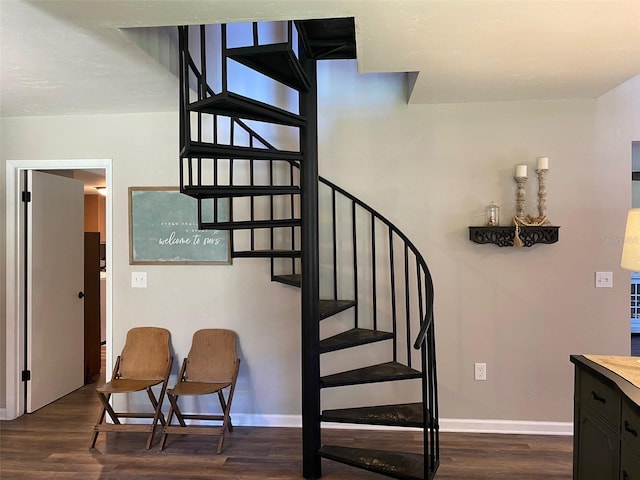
[485,202,500,227]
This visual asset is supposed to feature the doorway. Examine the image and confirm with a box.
[4,159,113,420]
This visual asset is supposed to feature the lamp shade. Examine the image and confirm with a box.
[621,209,640,271]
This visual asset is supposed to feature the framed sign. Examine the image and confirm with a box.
[128,187,230,265]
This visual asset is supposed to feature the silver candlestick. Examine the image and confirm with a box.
[515,176,527,218]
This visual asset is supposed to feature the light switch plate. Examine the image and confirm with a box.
[595,271,612,288]
[132,272,147,288]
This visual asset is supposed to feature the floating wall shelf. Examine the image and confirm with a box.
[468,226,560,247]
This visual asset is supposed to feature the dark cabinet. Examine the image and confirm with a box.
[574,404,619,479]
[622,397,640,480]
[621,445,640,479]
[571,355,640,480]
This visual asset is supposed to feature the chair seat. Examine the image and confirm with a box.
[169,381,231,397]
[97,378,163,394]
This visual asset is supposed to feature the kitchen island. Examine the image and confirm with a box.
[570,354,640,480]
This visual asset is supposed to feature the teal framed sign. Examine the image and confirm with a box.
[128,187,230,265]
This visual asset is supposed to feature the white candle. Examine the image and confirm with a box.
[515,164,527,178]
[536,157,549,170]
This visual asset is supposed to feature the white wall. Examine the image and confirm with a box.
[2,65,638,425]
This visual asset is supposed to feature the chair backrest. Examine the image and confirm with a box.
[119,327,171,380]
[185,329,238,383]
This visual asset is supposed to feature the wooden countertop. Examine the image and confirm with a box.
[584,355,640,389]
[571,354,640,408]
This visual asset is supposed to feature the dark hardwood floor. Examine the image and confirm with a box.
[0,348,573,479]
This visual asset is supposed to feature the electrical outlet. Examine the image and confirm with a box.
[595,271,613,288]
[474,362,487,381]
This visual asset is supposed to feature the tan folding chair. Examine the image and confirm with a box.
[90,326,173,450]
[161,329,240,453]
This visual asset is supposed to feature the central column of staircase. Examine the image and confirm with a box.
[299,46,322,479]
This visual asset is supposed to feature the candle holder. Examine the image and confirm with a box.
[514,176,527,219]
[536,168,549,221]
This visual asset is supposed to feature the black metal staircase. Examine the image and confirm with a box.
[178,19,439,480]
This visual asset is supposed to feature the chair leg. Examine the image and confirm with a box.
[217,390,233,453]
[160,393,180,450]
[89,406,106,448]
[216,430,225,454]
[89,392,111,448]
[145,388,166,450]
[217,390,233,432]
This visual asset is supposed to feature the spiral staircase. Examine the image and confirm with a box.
[177,19,439,480]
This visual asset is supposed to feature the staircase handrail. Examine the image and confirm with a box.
[318,176,434,349]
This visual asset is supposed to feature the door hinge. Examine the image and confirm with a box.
[22,370,31,381]
[21,191,32,203]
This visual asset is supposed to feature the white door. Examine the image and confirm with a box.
[27,170,85,412]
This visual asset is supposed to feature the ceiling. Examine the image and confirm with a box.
[1,0,640,118]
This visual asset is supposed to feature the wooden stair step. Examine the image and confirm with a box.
[199,218,301,230]
[183,185,300,199]
[232,249,301,259]
[319,445,427,480]
[320,361,421,388]
[321,402,424,427]
[227,44,311,92]
[182,142,303,162]
[320,328,392,353]
[189,91,306,127]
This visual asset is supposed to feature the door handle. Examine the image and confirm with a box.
[78,291,85,299]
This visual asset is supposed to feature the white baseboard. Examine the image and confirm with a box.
[439,418,573,436]
[5,408,572,436]
[232,414,302,428]
[231,414,573,436]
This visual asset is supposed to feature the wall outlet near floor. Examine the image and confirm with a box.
[474,362,487,381]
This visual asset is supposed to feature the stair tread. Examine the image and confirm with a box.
[199,218,301,230]
[320,327,392,353]
[182,142,303,162]
[183,185,300,199]
[321,361,421,388]
[267,276,355,317]
[319,445,426,480]
[295,18,357,60]
[322,402,423,427]
[227,44,311,92]
[319,300,356,320]
[233,249,301,258]
[189,91,306,127]
[272,274,301,287]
